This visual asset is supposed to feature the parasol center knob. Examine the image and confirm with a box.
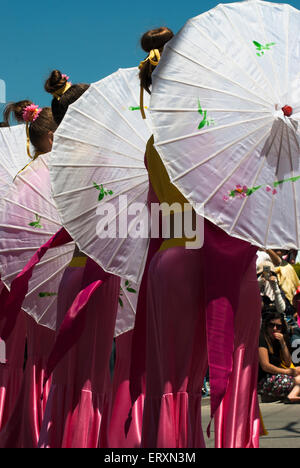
[282,105,293,117]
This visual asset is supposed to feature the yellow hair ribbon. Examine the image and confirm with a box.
[52,81,72,100]
[139,49,161,70]
[26,122,34,160]
[140,86,146,120]
[138,49,161,119]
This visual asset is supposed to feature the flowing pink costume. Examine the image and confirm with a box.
[214,259,261,448]
[38,259,120,448]
[0,282,26,432]
[0,314,55,448]
[140,139,261,448]
[107,165,163,448]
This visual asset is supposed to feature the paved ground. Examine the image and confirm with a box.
[201,399,300,448]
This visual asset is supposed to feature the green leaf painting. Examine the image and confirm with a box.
[39,292,58,298]
[29,214,43,229]
[118,281,137,308]
[253,41,276,57]
[198,100,215,130]
[129,106,148,111]
[93,182,114,201]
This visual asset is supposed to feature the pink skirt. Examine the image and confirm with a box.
[0,281,26,432]
[108,331,144,448]
[141,247,207,448]
[38,263,120,448]
[214,259,261,448]
[0,314,55,448]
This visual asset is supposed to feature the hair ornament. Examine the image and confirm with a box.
[22,104,42,123]
[139,49,161,70]
[52,74,72,101]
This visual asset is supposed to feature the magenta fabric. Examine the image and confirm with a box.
[141,246,207,448]
[44,278,105,386]
[38,260,120,448]
[0,293,26,432]
[107,157,163,448]
[214,259,261,448]
[0,228,72,341]
[108,331,144,448]
[203,220,257,433]
[0,314,55,448]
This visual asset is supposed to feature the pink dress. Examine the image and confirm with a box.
[0,282,26,432]
[0,314,55,448]
[214,259,261,448]
[107,330,144,448]
[38,259,120,448]
[107,169,163,448]
[140,138,261,448]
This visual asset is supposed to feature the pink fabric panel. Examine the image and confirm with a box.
[0,303,26,432]
[108,331,144,448]
[38,261,120,448]
[141,246,207,448]
[0,314,55,448]
[214,258,261,448]
[0,228,72,340]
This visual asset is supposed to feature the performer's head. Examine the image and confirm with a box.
[139,27,174,94]
[44,70,89,125]
[3,100,57,156]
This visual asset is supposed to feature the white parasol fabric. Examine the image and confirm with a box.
[115,278,139,338]
[0,124,30,199]
[150,0,300,249]
[0,153,75,329]
[50,67,152,283]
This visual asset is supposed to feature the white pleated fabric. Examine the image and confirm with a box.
[50,67,152,283]
[0,124,30,199]
[150,0,300,249]
[114,278,139,338]
[0,153,75,329]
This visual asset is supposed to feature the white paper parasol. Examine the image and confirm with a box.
[115,278,139,338]
[50,67,152,284]
[0,153,75,329]
[0,124,30,199]
[150,0,300,249]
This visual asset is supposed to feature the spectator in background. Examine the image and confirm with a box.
[258,312,300,403]
[273,249,300,307]
[256,249,282,268]
[257,261,286,320]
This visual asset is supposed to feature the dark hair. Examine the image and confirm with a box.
[261,312,290,355]
[139,27,174,94]
[0,122,9,128]
[3,101,57,154]
[44,70,89,125]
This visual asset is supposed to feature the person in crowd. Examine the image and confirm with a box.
[273,249,300,306]
[256,248,282,268]
[257,260,287,319]
[258,312,300,403]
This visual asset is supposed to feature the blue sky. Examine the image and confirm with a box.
[1,0,300,116]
